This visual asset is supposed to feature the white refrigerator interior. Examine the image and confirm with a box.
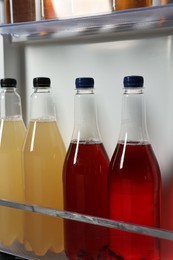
[1,7,173,259]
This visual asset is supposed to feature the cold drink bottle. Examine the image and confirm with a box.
[0,78,26,246]
[23,77,66,256]
[108,76,161,259]
[63,77,109,260]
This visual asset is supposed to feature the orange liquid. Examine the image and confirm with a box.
[0,119,26,246]
[115,0,152,10]
[42,0,57,19]
[23,120,66,256]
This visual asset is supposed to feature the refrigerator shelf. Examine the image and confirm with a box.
[0,199,172,259]
[0,5,173,42]
[0,199,172,241]
[0,5,173,260]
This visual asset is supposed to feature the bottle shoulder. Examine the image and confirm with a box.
[24,120,65,152]
[109,141,161,181]
[64,140,109,165]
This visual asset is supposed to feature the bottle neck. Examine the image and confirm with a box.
[119,87,149,143]
[0,87,23,120]
[30,87,56,121]
[72,88,101,143]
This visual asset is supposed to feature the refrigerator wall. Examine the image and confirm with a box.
[1,6,173,259]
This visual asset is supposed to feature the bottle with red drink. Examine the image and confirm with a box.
[108,75,161,260]
[63,77,109,260]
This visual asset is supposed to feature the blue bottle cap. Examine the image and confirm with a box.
[123,76,144,88]
[1,78,17,88]
[33,77,51,88]
[75,77,94,89]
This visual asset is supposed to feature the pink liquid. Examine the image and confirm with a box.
[108,142,161,260]
[63,140,109,260]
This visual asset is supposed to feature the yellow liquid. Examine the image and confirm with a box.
[23,120,66,256]
[0,119,26,246]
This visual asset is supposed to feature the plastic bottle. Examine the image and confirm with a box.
[0,78,26,246]
[108,76,161,259]
[23,77,66,256]
[4,0,40,24]
[63,77,109,260]
[115,0,152,10]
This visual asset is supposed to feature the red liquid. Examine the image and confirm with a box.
[63,140,109,260]
[108,142,161,260]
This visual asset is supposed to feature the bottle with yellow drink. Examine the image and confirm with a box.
[0,78,26,246]
[23,77,66,256]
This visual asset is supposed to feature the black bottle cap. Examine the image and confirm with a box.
[123,76,144,88]
[33,77,51,88]
[0,78,17,88]
[75,77,94,88]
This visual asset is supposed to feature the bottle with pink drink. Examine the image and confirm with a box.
[63,77,109,260]
[108,75,162,260]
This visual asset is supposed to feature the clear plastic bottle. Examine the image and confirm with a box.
[108,76,161,260]
[63,77,109,260]
[0,78,26,246]
[115,0,152,10]
[4,0,40,23]
[23,77,66,256]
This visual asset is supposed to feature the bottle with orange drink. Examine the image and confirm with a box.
[115,0,152,10]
